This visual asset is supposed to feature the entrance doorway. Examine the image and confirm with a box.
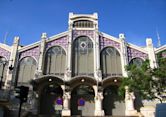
[103,85,125,116]
[71,84,95,116]
[40,83,63,116]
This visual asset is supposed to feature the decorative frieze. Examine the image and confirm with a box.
[19,46,40,61]
[73,30,94,40]
[46,36,68,49]
[127,47,148,62]
[99,36,121,51]
[0,47,10,60]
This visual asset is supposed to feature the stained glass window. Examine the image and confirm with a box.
[72,36,94,76]
[44,46,66,76]
[17,57,37,84]
[101,47,122,78]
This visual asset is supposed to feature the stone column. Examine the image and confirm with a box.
[93,86,105,116]
[62,85,71,116]
[125,86,138,116]
[37,33,47,76]
[119,33,128,77]
[64,29,72,81]
[146,38,157,68]
[4,36,19,89]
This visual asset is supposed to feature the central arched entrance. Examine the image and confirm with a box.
[70,76,97,116]
[71,84,95,116]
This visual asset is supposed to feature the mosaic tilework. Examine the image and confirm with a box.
[19,46,40,61]
[46,36,68,50]
[73,30,94,40]
[127,47,148,62]
[99,36,121,51]
[0,47,10,60]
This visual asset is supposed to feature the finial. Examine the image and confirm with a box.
[146,38,153,47]
[14,36,20,44]
[119,33,125,39]
[41,33,47,39]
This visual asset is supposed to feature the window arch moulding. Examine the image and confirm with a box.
[99,36,121,52]
[0,47,10,60]
[46,36,68,50]
[127,47,148,62]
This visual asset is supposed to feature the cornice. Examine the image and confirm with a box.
[99,31,121,43]
[18,41,40,52]
[155,45,166,53]
[19,31,69,52]
[0,43,11,51]
[46,31,69,43]
[127,43,148,54]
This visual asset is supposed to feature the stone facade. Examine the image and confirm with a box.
[0,13,165,117]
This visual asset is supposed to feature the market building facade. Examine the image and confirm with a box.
[0,13,166,116]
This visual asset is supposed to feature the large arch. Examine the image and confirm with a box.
[102,77,125,116]
[71,84,95,116]
[72,36,94,76]
[103,85,125,116]
[32,76,64,116]
[100,47,122,78]
[69,76,96,116]
[0,56,8,88]
[44,46,66,76]
[17,56,37,85]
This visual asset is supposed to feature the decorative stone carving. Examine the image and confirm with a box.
[94,92,105,116]
[62,91,71,116]
[65,68,71,78]
[96,69,102,78]
[95,92,104,100]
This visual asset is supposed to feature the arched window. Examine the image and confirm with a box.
[101,47,122,78]
[44,46,66,76]
[0,56,8,88]
[129,58,144,67]
[17,57,37,84]
[72,36,94,76]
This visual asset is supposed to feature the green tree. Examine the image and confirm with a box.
[119,57,166,103]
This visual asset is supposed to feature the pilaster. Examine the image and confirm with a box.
[119,33,128,77]
[37,33,47,76]
[146,38,157,68]
[4,36,19,89]
[64,30,72,81]
[94,23,102,81]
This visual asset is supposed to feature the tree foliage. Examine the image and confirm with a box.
[119,55,166,103]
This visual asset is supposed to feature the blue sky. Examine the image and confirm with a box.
[0,0,166,47]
